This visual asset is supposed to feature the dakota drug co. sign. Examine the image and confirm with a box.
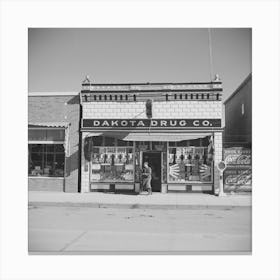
[82,119,221,129]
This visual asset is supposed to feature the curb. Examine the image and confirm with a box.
[28,201,251,210]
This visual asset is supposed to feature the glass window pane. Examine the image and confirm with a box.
[43,154,53,176]
[29,149,43,176]
[117,139,133,146]
[169,142,176,147]
[177,140,188,147]
[46,144,55,153]
[55,144,64,153]
[46,129,65,141]
[53,153,64,177]
[30,144,44,153]
[91,146,134,182]
[28,130,47,141]
[93,136,103,146]
[28,144,65,177]
[168,141,213,183]
[104,137,115,146]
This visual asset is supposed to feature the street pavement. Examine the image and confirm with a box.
[29,205,251,254]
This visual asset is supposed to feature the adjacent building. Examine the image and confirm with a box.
[223,73,252,193]
[28,92,80,192]
[28,75,224,194]
[224,73,252,148]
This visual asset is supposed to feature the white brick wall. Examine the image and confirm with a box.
[83,101,223,119]
[82,100,223,193]
[81,132,90,193]
[213,132,223,194]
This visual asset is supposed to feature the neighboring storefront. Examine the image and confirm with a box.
[223,73,252,193]
[28,92,80,192]
[80,77,224,194]
[223,147,252,193]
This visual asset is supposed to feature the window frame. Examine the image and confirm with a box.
[90,145,135,183]
[167,138,214,184]
[89,136,134,183]
[28,127,66,178]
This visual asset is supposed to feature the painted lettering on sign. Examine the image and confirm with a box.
[82,119,221,129]
[223,147,252,193]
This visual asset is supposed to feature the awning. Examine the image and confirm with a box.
[28,122,69,128]
[122,133,212,142]
[28,122,70,156]
[84,132,212,142]
[84,132,103,138]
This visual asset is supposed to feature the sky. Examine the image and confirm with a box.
[28,28,251,101]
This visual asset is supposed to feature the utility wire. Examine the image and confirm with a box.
[208,28,214,81]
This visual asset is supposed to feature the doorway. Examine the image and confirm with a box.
[143,152,161,192]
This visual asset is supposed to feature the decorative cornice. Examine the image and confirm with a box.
[81,82,222,92]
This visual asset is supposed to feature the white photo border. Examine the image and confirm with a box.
[0,0,280,280]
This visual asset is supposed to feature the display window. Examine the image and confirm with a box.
[167,136,213,183]
[90,136,134,182]
[88,135,213,184]
[28,144,65,177]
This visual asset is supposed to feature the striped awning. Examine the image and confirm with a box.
[28,122,69,128]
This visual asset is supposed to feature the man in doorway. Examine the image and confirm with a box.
[142,161,152,195]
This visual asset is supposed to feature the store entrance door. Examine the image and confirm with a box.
[143,152,161,192]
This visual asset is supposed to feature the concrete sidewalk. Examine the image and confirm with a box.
[28,191,252,209]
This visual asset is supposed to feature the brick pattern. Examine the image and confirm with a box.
[28,178,64,192]
[81,132,90,192]
[64,97,80,192]
[28,95,80,192]
[83,101,222,119]
[213,132,223,194]
[29,96,69,122]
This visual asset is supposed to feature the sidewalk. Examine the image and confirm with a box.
[28,191,252,209]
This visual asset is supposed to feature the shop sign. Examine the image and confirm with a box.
[224,148,251,166]
[82,119,221,129]
[223,167,252,192]
[223,147,252,192]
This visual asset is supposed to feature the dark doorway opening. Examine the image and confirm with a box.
[143,152,161,192]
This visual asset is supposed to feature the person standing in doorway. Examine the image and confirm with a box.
[142,161,152,195]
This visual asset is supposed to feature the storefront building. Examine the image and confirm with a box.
[223,73,252,193]
[80,76,223,194]
[28,92,80,192]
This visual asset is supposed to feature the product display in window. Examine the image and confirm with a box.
[168,145,213,183]
[91,147,134,182]
[28,144,65,177]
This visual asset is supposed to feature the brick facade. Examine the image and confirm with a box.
[81,132,90,192]
[80,81,223,194]
[83,101,222,119]
[28,177,64,192]
[28,93,80,192]
[213,131,223,194]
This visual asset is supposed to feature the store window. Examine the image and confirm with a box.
[90,136,134,182]
[28,144,65,177]
[168,136,214,183]
[28,128,65,177]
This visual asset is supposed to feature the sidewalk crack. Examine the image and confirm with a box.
[59,230,87,252]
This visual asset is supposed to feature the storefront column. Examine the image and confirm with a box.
[81,132,90,192]
[214,132,223,195]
